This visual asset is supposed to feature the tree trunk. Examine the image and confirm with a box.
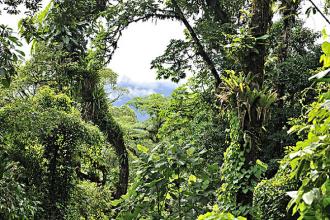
[80,73,129,199]
[237,0,273,217]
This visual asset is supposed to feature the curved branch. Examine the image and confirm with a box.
[171,0,221,88]
[81,74,129,199]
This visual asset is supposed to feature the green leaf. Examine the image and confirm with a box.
[186,147,195,156]
[322,198,330,207]
[36,1,53,23]
[137,144,149,154]
[165,193,172,200]
[256,34,270,41]
[16,50,25,57]
[1,77,11,88]
[256,159,268,170]
[302,190,314,205]
[110,198,123,206]
[188,174,197,184]
[322,28,328,40]
[322,42,330,55]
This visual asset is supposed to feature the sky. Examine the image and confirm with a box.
[303,0,330,31]
[0,0,329,105]
[0,2,185,103]
[107,20,185,104]
[109,21,185,84]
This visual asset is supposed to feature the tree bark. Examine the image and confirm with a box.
[243,0,272,160]
[246,0,272,85]
[237,0,273,217]
[81,73,129,199]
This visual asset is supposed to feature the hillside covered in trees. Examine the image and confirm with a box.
[0,0,330,219]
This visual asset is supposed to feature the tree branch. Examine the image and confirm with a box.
[171,0,221,88]
[103,1,221,87]
[309,0,330,25]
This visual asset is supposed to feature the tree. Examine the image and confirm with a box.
[0,25,25,86]
[0,88,110,219]
[128,94,169,143]
[0,0,42,15]
[19,0,130,198]
[0,0,328,219]
[0,0,43,86]
[96,0,322,217]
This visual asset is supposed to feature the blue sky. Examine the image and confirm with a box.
[109,78,178,120]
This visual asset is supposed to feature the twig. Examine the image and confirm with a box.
[309,0,330,25]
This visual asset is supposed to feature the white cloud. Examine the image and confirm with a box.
[127,87,156,98]
[117,76,177,99]
[108,20,185,84]
[118,75,178,89]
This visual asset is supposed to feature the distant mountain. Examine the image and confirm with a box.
[107,79,178,121]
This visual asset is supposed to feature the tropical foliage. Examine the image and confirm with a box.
[0,0,329,219]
